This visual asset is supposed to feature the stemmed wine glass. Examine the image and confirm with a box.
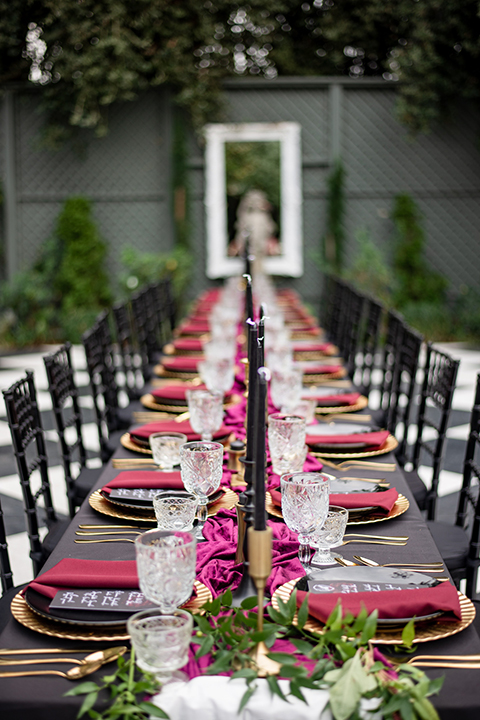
[186,388,224,441]
[311,506,349,566]
[281,472,330,570]
[180,441,224,540]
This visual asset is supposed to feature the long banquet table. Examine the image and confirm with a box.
[1,296,480,719]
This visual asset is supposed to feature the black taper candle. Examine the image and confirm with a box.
[243,273,254,324]
[253,366,269,531]
[244,234,252,278]
[243,319,258,529]
[258,304,266,368]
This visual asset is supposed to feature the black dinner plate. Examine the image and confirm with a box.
[24,587,133,627]
[101,487,225,511]
[294,567,442,626]
[306,422,378,451]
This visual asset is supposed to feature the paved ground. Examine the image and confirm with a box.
[0,342,478,586]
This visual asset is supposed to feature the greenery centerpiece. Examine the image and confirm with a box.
[68,590,442,720]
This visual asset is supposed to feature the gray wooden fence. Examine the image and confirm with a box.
[1,77,479,307]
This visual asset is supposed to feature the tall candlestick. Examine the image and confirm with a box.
[243,273,254,323]
[253,366,269,531]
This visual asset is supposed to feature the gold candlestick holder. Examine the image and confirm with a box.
[247,526,280,677]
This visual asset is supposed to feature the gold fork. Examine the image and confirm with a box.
[313,457,396,471]
[74,538,135,544]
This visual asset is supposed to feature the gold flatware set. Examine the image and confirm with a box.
[0,646,127,680]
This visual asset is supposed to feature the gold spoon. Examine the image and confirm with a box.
[0,647,127,668]
[0,647,127,680]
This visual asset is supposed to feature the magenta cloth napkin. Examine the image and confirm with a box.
[102,471,185,494]
[178,321,210,335]
[269,486,399,514]
[302,364,342,375]
[162,357,202,372]
[296,582,462,623]
[195,509,303,598]
[293,342,335,353]
[130,420,230,443]
[27,559,139,600]
[309,392,361,407]
[173,338,204,352]
[306,429,390,450]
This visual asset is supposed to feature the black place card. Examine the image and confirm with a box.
[50,589,156,613]
[109,488,164,502]
[307,578,424,594]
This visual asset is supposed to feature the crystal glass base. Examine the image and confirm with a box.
[311,549,343,566]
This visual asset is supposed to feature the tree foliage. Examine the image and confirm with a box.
[0,1,478,140]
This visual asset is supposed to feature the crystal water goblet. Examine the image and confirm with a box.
[148,432,187,471]
[198,359,235,395]
[127,608,192,686]
[186,388,224,441]
[280,472,330,570]
[180,441,224,540]
[268,413,307,475]
[311,506,349,566]
[153,491,198,531]
[270,366,303,412]
[134,529,196,612]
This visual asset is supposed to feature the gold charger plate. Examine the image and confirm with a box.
[303,369,347,385]
[265,492,409,525]
[11,581,212,641]
[120,432,232,455]
[310,433,398,459]
[140,393,243,414]
[89,487,238,522]
[154,365,198,380]
[272,578,475,645]
[315,395,369,415]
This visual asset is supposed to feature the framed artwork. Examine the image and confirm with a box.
[204,122,303,278]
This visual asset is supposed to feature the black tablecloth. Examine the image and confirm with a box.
[1,436,480,718]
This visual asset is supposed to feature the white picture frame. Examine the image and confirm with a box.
[204,122,303,278]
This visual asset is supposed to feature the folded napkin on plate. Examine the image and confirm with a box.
[306,429,390,450]
[151,384,232,403]
[269,486,399,514]
[178,321,210,334]
[293,342,335,353]
[27,559,139,600]
[307,392,361,407]
[102,471,185,494]
[151,384,206,402]
[173,338,204,352]
[302,364,342,375]
[162,357,202,372]
[296,581,462,623]
[130,420,230,443]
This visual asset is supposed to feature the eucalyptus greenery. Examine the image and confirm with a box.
[67,589,443,720]
[65,648,168,720]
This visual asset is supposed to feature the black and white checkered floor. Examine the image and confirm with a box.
[0,342,479,586]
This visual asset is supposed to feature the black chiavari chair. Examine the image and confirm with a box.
[2,372,69,576]
[427,373,480,597]
[44,343,103,518]
[402,344,460,520]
